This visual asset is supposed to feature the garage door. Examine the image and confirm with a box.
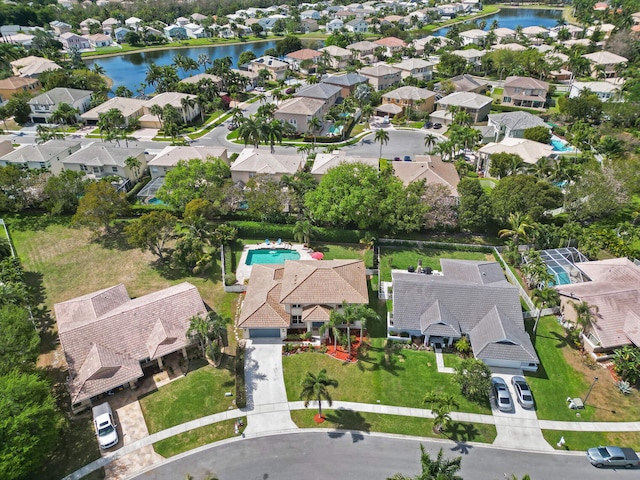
[249,329,280,338]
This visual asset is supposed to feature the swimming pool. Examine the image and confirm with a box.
[147,197,167,205]
[328,124,344,136]
[245,248,301,265]
[551,135,575,153]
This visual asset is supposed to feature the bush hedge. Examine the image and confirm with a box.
[235,344,246,409]
[490,104,547,115]
[228,220,362,243]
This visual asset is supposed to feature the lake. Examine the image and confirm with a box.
[435,7,564,36]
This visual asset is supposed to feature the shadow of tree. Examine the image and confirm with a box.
[90,225,134,251]
[5,212,72,232]
[23,270,58,351]
[243,346,267,410]
[446,422,479,445]
[325,408,371,443]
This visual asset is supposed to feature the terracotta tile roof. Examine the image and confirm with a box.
[392,155,460,195]
[286,48,322,60]
[238,264,290,328]
[302,304,332,322]
[0,76,39,90]
[374,36,407,48]
[56,282,207,403]
[504,76,549,91]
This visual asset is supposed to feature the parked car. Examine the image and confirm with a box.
[424,121,433,129]
[491,377,512,412]
[92,402,118,449]
[404,155,411,162]
[433,123,443,130]
[511,376,535,409]
[228,122,238,131]
[393,157,401,161]
[255,86,265,92]
[285,87,294,94]
[587,446,640,468]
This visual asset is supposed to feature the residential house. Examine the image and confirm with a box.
[274,97,326,134]
[10,56,61,78]
[521,26,549,43]
[586,23,615,39]
[0,76,41,102]
[248,56,289,81]
[555,258,640,354]
[382,86,437,114]
[391,155,460,195]
[125,17,143,30]
[191,13,208,23]
[0,140,14,158]
[326,18,344,33]
[502,76,549,109]
[413,36,451,56]
[321,72,369,98]
[393,58,434,81]
[493,27,516,42]
[286,49,322,71]
[437,4,462,18]
[3,33,34,47]
[101,18,121,34]
[549,24,583,39]
[300,9,320,20]
[318,46,353,70]
[346,19,369,33]
[294,83,342,108]
[0,140,81,172]
[390,259,539,371]
[238,260,368,339]
[301,19,319,33]
[451,49,485,71]
[80,18,101,35]
[28,87,92,124]
[164,25,187,40]
[178,73,224,90]
[60,32,91,51]
[61,143,147,184]
[569,81,622,102]
[582,51,627,78]
[310,152,378,181]
[491,43,527,52]
[147,145,228,179]
[434,91,493,123]
[460,28,489,46]
[374,37,407,56]
[49,20,72,35]
[55,282,207,411]
[140,92,200,128]
[347,40,379,62]
[487,111,549,141]
[85,33,113,48]
[230,147,303,183]
[435,74,488,94]
[359,64,402,91]
[478,137,554,173]
[184,23,209,38]
[81,97,147,126]
[258,18,278,32]
[176,16,190,26]
[114,27,131,43]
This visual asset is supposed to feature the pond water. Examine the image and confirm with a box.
[435,8,564,36]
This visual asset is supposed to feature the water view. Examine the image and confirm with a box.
[434,8,564,36]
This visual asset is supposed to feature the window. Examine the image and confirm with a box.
[291,315,303,324]
[291,304,301,308]
[503,96,511,103]
[80,165,88,171]
[39,162,45,168]
[112,167,118,173]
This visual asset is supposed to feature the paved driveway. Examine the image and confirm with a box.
[243,339,297,435]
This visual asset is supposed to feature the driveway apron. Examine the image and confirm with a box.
[243,339,298,435]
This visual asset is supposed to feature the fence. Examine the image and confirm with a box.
[493,247,537,313]
[379,237,499,251]
[220,244,247,293]
[0,219,16,258]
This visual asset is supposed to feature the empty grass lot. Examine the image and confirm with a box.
[291,410,496,444]
[526,316,640,422]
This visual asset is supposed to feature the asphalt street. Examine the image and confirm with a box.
[131,431,634,480]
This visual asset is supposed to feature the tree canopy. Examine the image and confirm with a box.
[490,174,563,223]
[0,305,39,375]
[72,181,130,233]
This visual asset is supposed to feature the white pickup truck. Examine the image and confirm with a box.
[92,402,119,449]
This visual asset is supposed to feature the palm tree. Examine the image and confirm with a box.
[498,212,534,251]
[532,287,560,334]
[264,119,284,153]
[307,116,322,147]
[374,128,390,159]
[51,102,80,126]
[300,369,338,417]
[36,125,63,144]
[125,156,142,179]
[424,133,438,152]
[150,104,165,131]
[198,53,211,71]
[180,96,197,124]
[319,315,342,355]
[292,219,314,245]
[571,300,598,334]
[387,445,462,480]
[330,303,379,357]
[187,314,213,358]
[423,392,459,433]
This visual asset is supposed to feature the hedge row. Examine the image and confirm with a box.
[228,220,362,244]
[223,244,236,285]
[490,104,548,116]
[235,344,246,409]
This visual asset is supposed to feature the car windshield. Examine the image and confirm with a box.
[522,394,533,401]
[499,397,510,404]
[98,425,115,436]
[519,383,530,391]
[597,447,609,457]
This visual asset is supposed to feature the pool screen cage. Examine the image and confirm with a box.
[137,177,165,204]
[527,247,591,286]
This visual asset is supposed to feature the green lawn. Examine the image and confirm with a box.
[153,417,246,458]
[379,246,492,282]
[541,430,640,452]
[283,348,491,415]
[291,410,496,444]
[527,317,640,422]
[140,359,236,434]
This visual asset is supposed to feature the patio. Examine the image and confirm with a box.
[235,242,314,284]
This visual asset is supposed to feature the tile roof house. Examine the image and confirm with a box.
[147,145,228,179]
[555,259,640,353]
[230,147,303,183]
[101,17,121,34]
[61,142,147,183]
[81,96,147,126]
[55,282,207,410]
[435,91,493,123]
[294,83,342,107]
[391,155,460,195]
[274,97,327,134]
[391,259,539,371]
[359,64,402,91]
[460,28,489,46]
[393,58,434,81]
[0,140,14,158]
[347,40,379,61]
[85,33,113,48]
[346,19,369,33]
[321,72,368,97]
[28,87,92,124]
[60,32,91,51]
[0,76,41,102]
[493,27,516,42]
[10,56,62,78]
[140,92,200,127]
[582,51,628,78]
[178,73,224,90]
[569,81,622,102]
[50,20,72,35]
[502,76,549,109]
[310,152,378,180]
[285,49,323,71]
[318,45,353,70]
[374,36,407,56]
[80,18,101,35]
[248,56,290,81]
[451,49,485,70]
[435,74,488,94]
[0,140,81,172]
[326,18,344,33]
[487,111,550,140]
[239,260,369,339]
[382,86,437,114]
[478,137,554,173]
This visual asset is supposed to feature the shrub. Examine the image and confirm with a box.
[235,344,246,408]
[399,331,410,338]
[229,220,362,243]
[300,331,313,341]
[224,273,237,286]
[617,380,632,395]
[454,337,471,355]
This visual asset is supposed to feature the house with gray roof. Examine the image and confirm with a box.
[61,142,147,185]
[487,111,550,141]
[390,259,539,371]
[0,139,81,173]
[28,87,92,124]
[435,74,488,94]
[435,91,493,123]
[294,83,341,107]
[321,72,369,97]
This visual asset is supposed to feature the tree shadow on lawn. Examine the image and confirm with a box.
[446,422,479,445]
[90,225,136,251]
[325,409,371,443]
[5,212,72,232]
[24,270,58,351]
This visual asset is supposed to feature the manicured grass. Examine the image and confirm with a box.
[283,349,491,415]
[140,359,236,433]
[527,316,640,422]
[291,409,496,444]
[541,430,640,452]
[443,352,464,369]
[153,417,245,457]
[379,246,492,281]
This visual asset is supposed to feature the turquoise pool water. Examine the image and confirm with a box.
[328,124,344,135]
[148,197,167,205]
[246,249,301,265]
[551,135,574,153]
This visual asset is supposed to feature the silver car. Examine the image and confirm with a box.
[491,376,512,412]
[511,376,535,409]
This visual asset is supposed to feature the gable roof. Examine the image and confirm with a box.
[55,282,207,403]
[148,145,228,167]
[460,28,489,39]
[0,76,39,90]
[437,74,488,93]
[384,86,436,102]
[311,152,378,176]
[62,143,145,169]
[438,91,493,109]
[374,36,407,47]
[582,51,628,64]
[231,147,302,175]
[275,96,325,116]
[143,91,196,109]
[321,72,368,87]
[319,45,352,57]
[81,96,147,121]
[479,137,554,164]
[29,87,92,106]
[420,300,461,337]
[286,48,322,60]
[393,58,433,71]
[347,40,379,52]
[294,83,341,100]
[392,155,460,195]
[1,140,80,164]
[179,73,223,85]
[359,64,401,77]
[504,76,549,91]
[488,111,548,132]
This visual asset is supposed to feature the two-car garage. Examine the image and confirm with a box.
[248,329,281,338]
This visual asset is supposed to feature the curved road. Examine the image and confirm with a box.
[131,431,633,480]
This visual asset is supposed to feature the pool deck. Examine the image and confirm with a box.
[236,243,314,284]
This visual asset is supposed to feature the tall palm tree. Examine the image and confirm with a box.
[424,133,438,152]
[307,116,322,147]
[532,287,560,334]
[125,156,142,179]
[300,369,338,417]
[187,314,213,358]
[374,128,390,159]
[330,303,379,357]
[198,53,211,71]
[319,316,342,355]
[498,212,534,251]
[571,300,598,334]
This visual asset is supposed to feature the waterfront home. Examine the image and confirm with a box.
[359,64,402,91]
[487,111,549,141]
[435,91,493,123]
[125,17,143,30]
[28,87,92,124]
[274,97,326,134]
[102,17,121,34]
[310,152,378,181]
[164,25,187,40]
[321,72,369,98]
[0,140,81,172]
[548,24,583,39]
[81,97,147,126]
[521,26,549,43]
[147,145,228,179]
[249,56,290,81]
[326,18,344,33]
[318,45,353,70]
[493,27,516,43]
[60,32,91,51]
[391,155,460,195]
[294,83,342,108]
[179,73,223,90]
[230,147,303,183]
[114,27,131,43]
[286,49,322,71]
[85,33,113,48]
[301,19,319,33]
[11,56,62,78]
[393,58,434,81]
[460,28,489,46]
[0,76,41,102]
[382,86,437,114]
[569,81,622,102]
[184,23,209,38]
[502,76,549,109]
[582,51,627,78]
[141,92,200,127]
[346,19,369,33]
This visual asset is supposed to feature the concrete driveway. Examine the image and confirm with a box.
[243,339,297,435]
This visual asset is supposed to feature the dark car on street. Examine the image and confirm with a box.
[424,121,433,128]
[433,123,443,129]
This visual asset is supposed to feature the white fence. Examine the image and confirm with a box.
[492,247,537,313]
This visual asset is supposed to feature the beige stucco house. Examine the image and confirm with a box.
[230,147,303,183]
[274,97,326,134]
